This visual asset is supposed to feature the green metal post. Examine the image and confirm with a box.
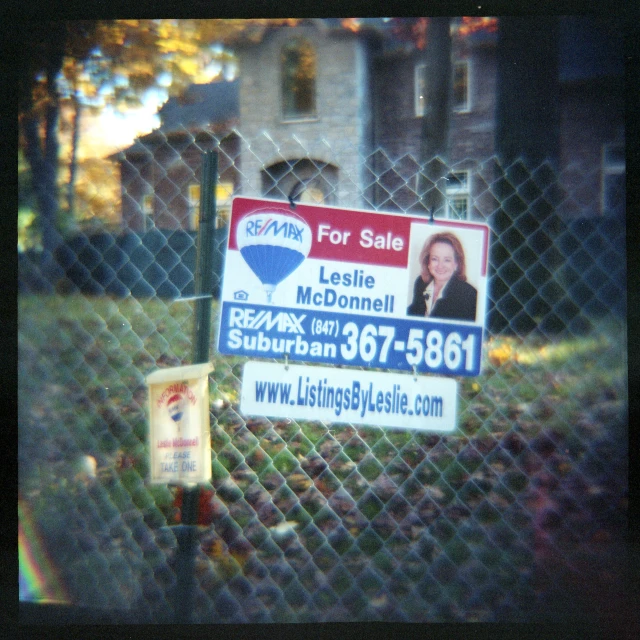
[174,150,218,624]
[193,150,218,365]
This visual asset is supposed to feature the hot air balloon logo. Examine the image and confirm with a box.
[167,393,186,429]
[236,210,312,303]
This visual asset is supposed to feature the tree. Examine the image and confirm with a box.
[19,19,305,276]
[414,17,498,216]
[491,16,563,335]
[417,17,452,217]
[58,50,115,218]
[495,16,560,169]
[19,21,99,283]
[18,20,214,286]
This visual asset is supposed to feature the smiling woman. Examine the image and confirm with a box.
[407,231,477,321]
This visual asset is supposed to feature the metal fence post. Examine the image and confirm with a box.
[174,150,218,624]
[193,150,218,365]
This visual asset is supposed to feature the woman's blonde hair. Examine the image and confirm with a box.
[418,232,467,283]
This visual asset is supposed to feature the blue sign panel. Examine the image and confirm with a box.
[219,302,483,377]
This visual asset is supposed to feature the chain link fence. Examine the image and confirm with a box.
[18,130,628,624]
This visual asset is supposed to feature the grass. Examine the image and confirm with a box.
[457,320,627,437]
[18,293,628,619]
[19,293,627,476]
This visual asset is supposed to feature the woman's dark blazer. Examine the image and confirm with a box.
[407,275,477,321]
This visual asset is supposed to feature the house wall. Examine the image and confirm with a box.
[558,77,625,218]
[117,23,624,231]
[450,42,497,162]
[120,154,154,232]
[237,25,372,208]
[119,134,240,231]
[372,40,498,218]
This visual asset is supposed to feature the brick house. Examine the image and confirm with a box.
[112,80,241,232]
[113,17,624,229]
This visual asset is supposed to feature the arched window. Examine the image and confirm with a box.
[262,159,338,205]
[281,39,316,120]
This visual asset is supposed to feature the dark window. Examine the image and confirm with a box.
[281,39,317,120]
[452,61,470,112]
[142,193,154,230]
[602,172,625,217]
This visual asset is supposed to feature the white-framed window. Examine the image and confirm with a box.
[445,170,470,220]
[142,194,153,214]
[412,170,471,219]
[415,60,470,117]
[415,64,426,118]
[601,142,625,216]
[188,182,234,230]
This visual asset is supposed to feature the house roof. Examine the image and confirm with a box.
[110,79,239,158]
[156,79,239,132]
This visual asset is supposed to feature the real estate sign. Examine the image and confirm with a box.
[147,363,213,484]
[217,197,489,377]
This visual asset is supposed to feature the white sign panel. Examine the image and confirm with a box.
[241,362,458,432]
[218,198,489,377]
[147,363,213,484]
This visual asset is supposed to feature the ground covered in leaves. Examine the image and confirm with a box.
[18,294,629,623]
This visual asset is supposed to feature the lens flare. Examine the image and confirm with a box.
[19,499,69,603]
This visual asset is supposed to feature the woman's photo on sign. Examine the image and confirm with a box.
[406,228,478,322]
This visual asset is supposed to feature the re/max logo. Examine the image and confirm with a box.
[228,307,306,334]
[245,218,305,242]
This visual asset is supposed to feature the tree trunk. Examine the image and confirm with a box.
[67,92,81,216]
[495,16,560,169]
[418,17,452,217]
[491,16,565,336]
[20,33,66,289]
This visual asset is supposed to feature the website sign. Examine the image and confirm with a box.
[241,362,458,432]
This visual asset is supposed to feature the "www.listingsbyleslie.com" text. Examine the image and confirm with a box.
[253,376,445,419]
